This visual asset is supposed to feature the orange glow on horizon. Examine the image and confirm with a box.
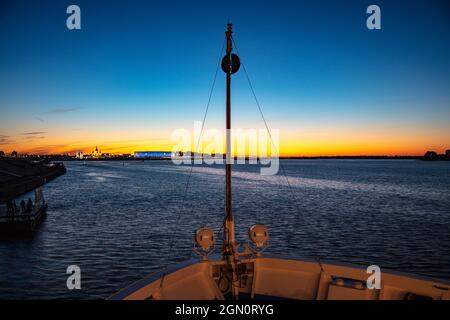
[2,133,449,157]
[1,120,448,157]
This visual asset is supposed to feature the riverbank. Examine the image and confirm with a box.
[8,155,426,161]
[0,159,66,203]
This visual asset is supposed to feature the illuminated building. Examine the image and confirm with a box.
[91,147,102,159]
[133,151,173,159]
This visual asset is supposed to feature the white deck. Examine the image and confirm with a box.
[110,255,450,300]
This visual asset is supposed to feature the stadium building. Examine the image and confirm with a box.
[133,151,174,159]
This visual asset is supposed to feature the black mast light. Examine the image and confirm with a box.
[221,53,240,74]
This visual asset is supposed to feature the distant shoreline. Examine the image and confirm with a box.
[0,155,426,161]
[3,155,449,161]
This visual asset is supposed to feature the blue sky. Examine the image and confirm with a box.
[0,0,449,155]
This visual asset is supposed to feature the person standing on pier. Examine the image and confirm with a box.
[26,198,33,213]
[6,200,12,217]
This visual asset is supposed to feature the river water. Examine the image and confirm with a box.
[0,159,449,299]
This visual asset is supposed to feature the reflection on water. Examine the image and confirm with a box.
[0,159,449,299]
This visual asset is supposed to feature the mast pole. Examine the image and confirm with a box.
[220,23,240,299]
[224,23,235,252]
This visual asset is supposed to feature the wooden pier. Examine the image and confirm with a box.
[0,158,66,235]
[0,202,48,235]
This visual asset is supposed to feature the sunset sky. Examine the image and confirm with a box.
[0,0,449,156]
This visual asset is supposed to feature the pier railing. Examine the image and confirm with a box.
[0,207,40,222]
[0,213,36,222]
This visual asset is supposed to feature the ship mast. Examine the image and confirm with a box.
[222,23,240,257]
[225,23,234,252]
[221,22,241,299]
